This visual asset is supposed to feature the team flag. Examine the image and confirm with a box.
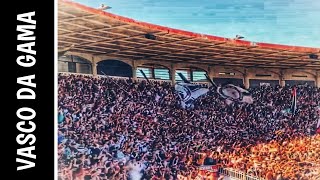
[175,82,209,109]
[216,84,253,104]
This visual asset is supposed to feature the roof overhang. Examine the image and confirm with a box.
[58,0,320,70]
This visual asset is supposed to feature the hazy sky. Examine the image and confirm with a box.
[75,0,319,48]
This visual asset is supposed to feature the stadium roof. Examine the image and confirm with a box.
[58,0,320,70]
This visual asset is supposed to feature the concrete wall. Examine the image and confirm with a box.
[61,52,320,88]
[58,61,68,72]
[76,63,92,74]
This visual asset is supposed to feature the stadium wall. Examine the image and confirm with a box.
[59,52,320,88]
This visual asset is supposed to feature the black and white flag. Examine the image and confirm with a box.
[175,82,209,109]
[216,84,253,105]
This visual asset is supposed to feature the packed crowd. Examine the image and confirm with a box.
[58,73,320,180]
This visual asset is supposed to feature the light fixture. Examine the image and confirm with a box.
[145,33,156,40]
[234,35,244,40]
[309,54,318,59]
[98,4,112,10]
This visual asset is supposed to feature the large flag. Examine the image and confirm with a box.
[216,84,253,104]
[204,74,253,105]
[290,88,297,115]
[175,82,209,109]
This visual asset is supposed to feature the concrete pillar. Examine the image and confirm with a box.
[171,64,176,85]
[280,74,286,87]
[132,61,137,81]
[92,63,97,77]
[76,63,81,74]
[243,74,250,89]
[316,72,320,88]
[132,67,137,81]
[280,69,286,87]
[92,57,97,77]
[208,66,215,80]
[243,71,250,89]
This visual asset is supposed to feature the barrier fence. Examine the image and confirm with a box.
[59,72,210,85]
[219,168,265,180]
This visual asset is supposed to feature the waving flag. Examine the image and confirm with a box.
[175,73,253,108]
[216,84,253,104]
[204,74,253,104]
[175,82,209,109]
[290,88,297,115]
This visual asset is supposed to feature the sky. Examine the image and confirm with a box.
[75,0,319,48]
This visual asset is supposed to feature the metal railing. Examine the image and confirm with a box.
[219,168,265,180]
[59,72,211,84]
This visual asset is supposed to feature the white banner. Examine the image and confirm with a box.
[175,82,209,109]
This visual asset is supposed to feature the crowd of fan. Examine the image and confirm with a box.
[58,73,320,180]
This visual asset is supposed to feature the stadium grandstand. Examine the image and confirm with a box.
[58,0,320,180]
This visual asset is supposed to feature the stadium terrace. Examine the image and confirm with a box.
[57,0,320,180]
[58,0,320,89]
[16,11,37,171]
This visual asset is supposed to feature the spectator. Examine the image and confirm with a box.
[58,73,320,180]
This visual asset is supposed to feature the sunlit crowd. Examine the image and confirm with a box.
[58,73,320,180]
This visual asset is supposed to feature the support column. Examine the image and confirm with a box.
[244,75,250,89]
[280,70,286,87]
[76,63,81,74]
[243,69,250,89]
[208,66,215,80]
[171,64,176,85]
[92,57,97,77]
[132,61,137,81]
[316,72,320,88]
[280,80,286,87]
